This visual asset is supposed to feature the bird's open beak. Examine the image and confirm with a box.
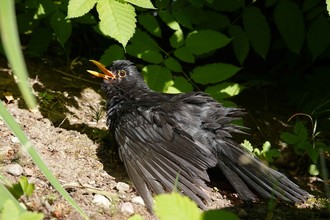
[87,60,116,79]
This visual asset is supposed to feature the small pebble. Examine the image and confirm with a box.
[116,182,130,192]
[4,163,24,176]
[92,194,111,208]
[120,202,134,215]
[131,196,145,206]
[11,136,19,143]
[23,167,34,176]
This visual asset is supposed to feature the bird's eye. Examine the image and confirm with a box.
[118,70,126,78]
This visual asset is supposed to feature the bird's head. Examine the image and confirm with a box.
[88,60,149,96]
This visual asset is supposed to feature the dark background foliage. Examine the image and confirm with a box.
[2,0,330,174]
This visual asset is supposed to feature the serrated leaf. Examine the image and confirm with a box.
[67,0,97,18]
[100,44,125,66]
[174,47,195,63]
[191,63,240,85]
[186,30,231,55]
[170,29,184,48]
[142,65,173,92]
[229,25,249,65]
[165,76,193,93]
[164,57,182,72]
[50,11,72,47]
[154,192,201,220]
[241,140,254,152]
[274,0,304,54]
[138,13,161,37]
[125,0,155,9]
[307,15,330,60]
[243,7,270,59]
[97,0,136,47]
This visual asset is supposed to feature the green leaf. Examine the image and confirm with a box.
[67,0,97,18]
[174,47,195,63]
[141,51,163,64]
[274,0,304,54]
[205,82,242,101]
[303,0,322,12]
[164,57,182,72]
[202,210,238,220]
[158,11,181,31]
[165,76,193,93]
[307,147,319,164]
[191,63,240,85]
[308,164,319,176]
[138,13,161,37]
[142,65,173,92]
[170,29,184,48]
[100,45,125,66]
[1,200,44,220]
[280,132,299,145]
[172,6,208,26]
[154,192,201,220]
[209,0,243,12]
[228,25,249,65]
[97,0,136,47]
[19,176,35,196]
[125,0,155,9]
[243,7,270,59]
[307,15,330,60]
[129,29,160,51]
[1,200,22,220]
[186,30,231,55]
[126,30,162,63]
[327,0,330,16]
[293,121,308,141]
[241,140,254,153]
[50,10,72,47]
[74,13,97,24]
[27,27,52,56]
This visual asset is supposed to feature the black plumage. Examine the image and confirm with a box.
[88,60,310,211]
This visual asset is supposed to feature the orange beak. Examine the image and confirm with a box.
[87,60,115,79]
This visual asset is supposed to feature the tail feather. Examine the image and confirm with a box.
[217,140,310,203]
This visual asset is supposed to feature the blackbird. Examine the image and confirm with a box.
[88,60,310,211]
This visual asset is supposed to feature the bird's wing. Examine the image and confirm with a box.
[114,106,218,211]
[174,92,310,203]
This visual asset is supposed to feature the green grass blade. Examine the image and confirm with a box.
[0,183,24,212]
[0,102,89,219]
[0,0,37,110]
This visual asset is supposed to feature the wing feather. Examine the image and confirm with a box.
[115,110,217,211]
